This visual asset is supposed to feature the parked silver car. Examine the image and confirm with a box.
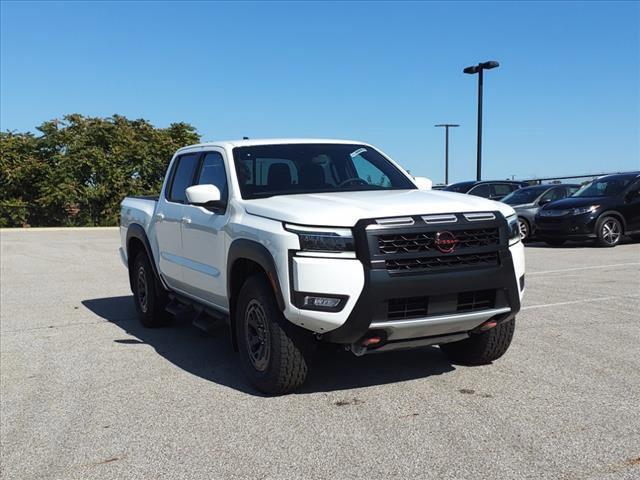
[501,184,579,240]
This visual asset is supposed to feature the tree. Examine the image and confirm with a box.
[0,114,200,227]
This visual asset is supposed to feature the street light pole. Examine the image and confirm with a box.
[434,124,459,185]
[464,60,499,181]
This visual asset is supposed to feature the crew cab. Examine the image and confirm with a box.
[120,139,525,394]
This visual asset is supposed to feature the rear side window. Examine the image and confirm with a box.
[491,184,513,197]
[540,187,565,202]
[196,152,229,203]
[168,154,199,203]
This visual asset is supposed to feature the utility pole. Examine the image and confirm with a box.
[434,124,459,185]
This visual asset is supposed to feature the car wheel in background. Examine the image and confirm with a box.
[518,217,530,241]
[440,318,516,365]
[236,274,311,395]
[596,216,623,247]
[132,251,169,327]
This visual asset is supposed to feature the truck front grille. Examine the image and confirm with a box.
[385,251,499,273]
[378,228,499,254]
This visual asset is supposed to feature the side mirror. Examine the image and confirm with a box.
[414,176,432,191]
[186,184,221,206]
[538,198,551,206]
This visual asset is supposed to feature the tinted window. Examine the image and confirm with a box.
[540,187,565,202]
[468,184,491,197]
[168,154,199,203]
[197,152,228,202]
[572,175,636,198]
[566,186,580,195]
[443,181,475,193]
[502,186,548,205]
[233,144,415,199]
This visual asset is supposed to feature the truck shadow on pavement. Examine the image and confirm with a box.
[82,295,456,396]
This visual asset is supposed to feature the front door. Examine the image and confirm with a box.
[621,179,640,233]
[180,150,230,308]
[155,152,200,290]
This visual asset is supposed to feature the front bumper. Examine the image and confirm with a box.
[535,212,598,239]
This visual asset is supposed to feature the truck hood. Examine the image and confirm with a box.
[243,190,515,227]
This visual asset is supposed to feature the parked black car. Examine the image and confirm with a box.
[535,172,640,247]
[443,180,528,200]
[501,184,580,240]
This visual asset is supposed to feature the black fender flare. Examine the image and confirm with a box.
[126,223,165,292]
[227,238,285,311]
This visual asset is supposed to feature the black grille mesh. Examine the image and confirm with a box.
[385,251,499,273]
[378,228,499,254]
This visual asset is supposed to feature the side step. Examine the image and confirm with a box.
[166,294,229,334]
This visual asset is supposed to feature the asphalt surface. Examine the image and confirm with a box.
[1,228,639,480]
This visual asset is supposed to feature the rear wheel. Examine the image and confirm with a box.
[236,275,311,395]
[132,251,169,327]
[596,216,622,247]
[440,318,515,365]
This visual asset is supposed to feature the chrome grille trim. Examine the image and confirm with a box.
[421,214,458,224]
[464,212,496,222]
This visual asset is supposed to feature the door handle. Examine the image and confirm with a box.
[181,217,192,225]
[155,213,165,222]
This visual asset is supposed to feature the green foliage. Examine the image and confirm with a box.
[0,114,200,227]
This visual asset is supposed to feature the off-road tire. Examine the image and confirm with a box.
[545,239,566,247]
[595,215,623,247]
[132,251,169,327]
[440,318,516,365]
[236,274,310,395]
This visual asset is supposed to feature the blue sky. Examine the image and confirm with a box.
[1,1,638,183]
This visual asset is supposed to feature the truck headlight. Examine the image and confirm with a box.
[285,224,355,252]
[506,214,520,245]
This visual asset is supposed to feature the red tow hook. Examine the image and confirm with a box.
[478,320,498,331]
[362,336,382,347]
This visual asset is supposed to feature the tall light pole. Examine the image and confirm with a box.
[434,124,459,185]
[463,60,499,181]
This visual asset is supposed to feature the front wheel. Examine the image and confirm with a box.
[518,218,530,241]
[440,318,515,365]
[596,216,622,247]
[236,275,311,395]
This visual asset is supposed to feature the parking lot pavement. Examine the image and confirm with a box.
[1,228,639,480]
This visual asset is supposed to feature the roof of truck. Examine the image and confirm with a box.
[176,138,371,152]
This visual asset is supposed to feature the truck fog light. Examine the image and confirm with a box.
[303,296,341,308]
[293,292,348,312]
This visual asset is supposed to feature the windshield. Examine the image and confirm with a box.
[232,144,416,199]
[572,176,634,198]
[502,186,548,205]
[443,181,475,193]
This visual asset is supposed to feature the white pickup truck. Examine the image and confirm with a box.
[120,139,525,394]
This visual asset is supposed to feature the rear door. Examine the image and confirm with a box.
[180,150,231,307]
[155,152,200,289]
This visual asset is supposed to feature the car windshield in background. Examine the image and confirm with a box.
[443,181,475,193]
[232,144,416,199]
[502,186,548,205]
[572,176,634,198]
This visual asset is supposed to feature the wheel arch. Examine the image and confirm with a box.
[598,210,626,233]
[227,239,286,351]
[126,223,164,293]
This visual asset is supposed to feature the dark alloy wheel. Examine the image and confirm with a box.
[596,216,622,247]
[132,251,169,327]
[236,274,311,395]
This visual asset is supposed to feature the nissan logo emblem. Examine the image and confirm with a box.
[434,231,458,253]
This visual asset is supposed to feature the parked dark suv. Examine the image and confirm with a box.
[501,184,579,240]
[444,180,528,201]
[535,172,640,247]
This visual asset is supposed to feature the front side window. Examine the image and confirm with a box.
[197,152,229,203]
[572,176,635,198]
[491,184,513,197]
[168,154,199,203]
[232,144,415,199]
[468,184,490,198]
[502,186,548,205]
[540,187,565,203]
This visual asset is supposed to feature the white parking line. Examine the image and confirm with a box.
[522,295,638,310]
[528,263,640,275]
